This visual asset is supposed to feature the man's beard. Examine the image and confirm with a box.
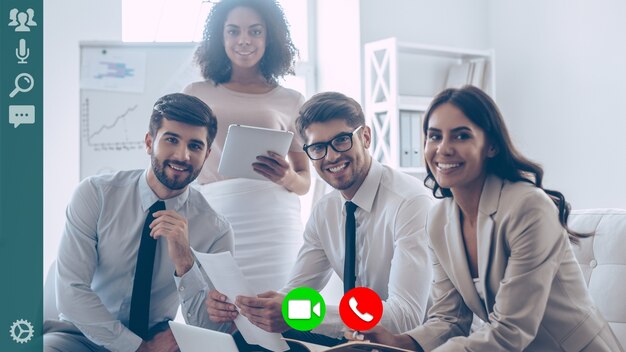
[151,155,200,190]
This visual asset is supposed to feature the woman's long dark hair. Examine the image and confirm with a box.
[423,85,587,242]
[194,0,297,85]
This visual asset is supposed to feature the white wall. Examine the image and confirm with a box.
[359,0,489,48]
[358,0,490,101]
[44,0,122,277]
[489,0,626,208]
[315,0,362,99]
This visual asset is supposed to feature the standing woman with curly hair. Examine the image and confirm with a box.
[184,0,310,293]
[347,86,622,351]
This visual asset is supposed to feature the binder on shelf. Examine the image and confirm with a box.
[410,112,423,167]
[399,112,412,167]
[399,110,424,168]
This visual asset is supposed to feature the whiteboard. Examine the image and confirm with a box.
[79,42,203,179]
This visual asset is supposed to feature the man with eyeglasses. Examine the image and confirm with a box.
[205,92,434,347]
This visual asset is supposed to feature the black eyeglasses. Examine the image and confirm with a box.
[303,125,363,160]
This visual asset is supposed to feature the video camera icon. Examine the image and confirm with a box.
[282,287,325,331]
[288,299,322,320]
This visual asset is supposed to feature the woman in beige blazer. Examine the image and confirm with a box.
[352,86,622,351]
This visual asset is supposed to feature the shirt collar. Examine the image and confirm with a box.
[340,159,382,213]
[138,169,190,212]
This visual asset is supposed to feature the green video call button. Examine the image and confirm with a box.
[282,287,326,331]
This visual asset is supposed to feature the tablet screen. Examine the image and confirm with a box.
[218,124,294,180]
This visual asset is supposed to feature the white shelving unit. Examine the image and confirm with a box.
[364,37,495,175]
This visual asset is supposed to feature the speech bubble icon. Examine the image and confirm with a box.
[9,105,35,128]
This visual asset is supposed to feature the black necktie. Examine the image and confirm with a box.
[129,200,165,339]
[344,201,358,293]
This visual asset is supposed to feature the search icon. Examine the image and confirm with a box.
[9,73,35,98]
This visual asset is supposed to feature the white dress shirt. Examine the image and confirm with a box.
[282,161,434,337]
[54,170,234,352]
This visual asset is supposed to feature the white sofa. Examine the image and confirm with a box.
[569,208,626,350]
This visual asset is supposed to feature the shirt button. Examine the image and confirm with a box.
[187,313,191,318]
[589,259,598,268]
[179,286,185,292]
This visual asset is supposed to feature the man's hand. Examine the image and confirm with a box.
[206,289,239,324]
[136,328,179,352]
[150,210,194,276]
[344,326,421,351]
[236,291,289,333]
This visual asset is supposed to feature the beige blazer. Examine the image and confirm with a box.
[407,175,622,352]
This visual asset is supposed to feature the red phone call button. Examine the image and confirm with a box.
[339,287,383,331]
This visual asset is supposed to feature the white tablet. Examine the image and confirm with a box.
[218,124,294,180]
[169,321,238,352]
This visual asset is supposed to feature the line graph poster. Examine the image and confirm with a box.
[80,42,202,179]
[86,103,140,148]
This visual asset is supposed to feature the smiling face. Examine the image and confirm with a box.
[145,118,210,198]
[424,103,497,197]
[223,6,267,71]
[304,119,372,199]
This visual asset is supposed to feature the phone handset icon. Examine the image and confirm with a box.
[349,296,374,322]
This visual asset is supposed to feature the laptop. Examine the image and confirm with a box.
[169,321,239,352]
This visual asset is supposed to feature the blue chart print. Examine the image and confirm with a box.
[94,62,135,79]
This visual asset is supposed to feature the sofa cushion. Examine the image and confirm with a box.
[569,208,626,350]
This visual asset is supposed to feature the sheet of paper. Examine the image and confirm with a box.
[193,250,289,352]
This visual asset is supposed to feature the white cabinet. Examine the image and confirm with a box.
[364,37,495,174]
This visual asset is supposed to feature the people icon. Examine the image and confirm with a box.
[8,8,37,32]
[26,9,37,26]
[8,9,18,26]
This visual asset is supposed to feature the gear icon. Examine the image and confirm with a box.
[9,319,34,344]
